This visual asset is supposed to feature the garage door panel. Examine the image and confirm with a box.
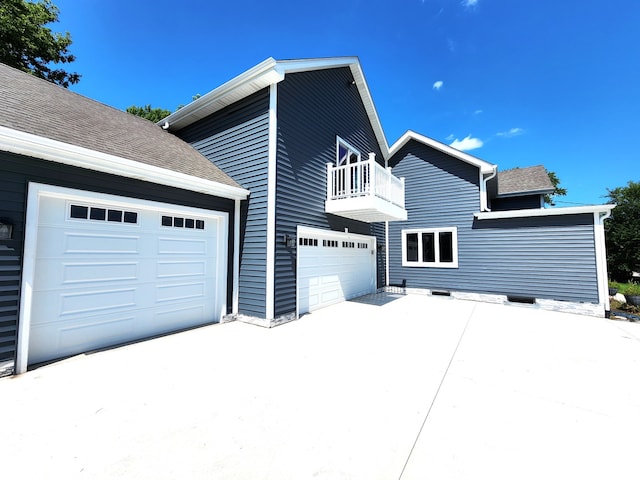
[297,227,376,314]
[28,315,136,365]
[26,186,226,366]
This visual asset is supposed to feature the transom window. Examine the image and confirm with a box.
[402,228,458,268]
[336,137,361,166]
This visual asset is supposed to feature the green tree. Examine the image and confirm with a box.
[605,181,640,281]
[0,0,80,87]
[544,170,567,205]
[126,105,172,123]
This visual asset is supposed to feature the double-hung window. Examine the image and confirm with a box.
[402,227,458,268]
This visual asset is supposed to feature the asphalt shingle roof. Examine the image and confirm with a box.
[0,63,240,189]
[497,165,554,196]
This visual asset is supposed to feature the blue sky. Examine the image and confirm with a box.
[51,0,639,206]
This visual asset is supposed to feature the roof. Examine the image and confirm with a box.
[389,130,497,174]
[159,57,390,158]
[497,165,555,197]
[0,63,247,200]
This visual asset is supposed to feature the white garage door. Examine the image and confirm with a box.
[24,184,227,365]
[297,226,376,315]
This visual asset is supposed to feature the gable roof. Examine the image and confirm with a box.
[497,165,554,197]
[159,57,389,158]
[389,130,497,174]
[0,62,247,200]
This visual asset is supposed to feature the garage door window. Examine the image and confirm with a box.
[69,204,138,224]
[162,215,205,229]
[402,227,458,268]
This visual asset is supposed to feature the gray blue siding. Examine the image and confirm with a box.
[491,195,542,211]
[178,90,270,318]
[0,151,236,374]
[274,68,384,316]
[388,141,599,303]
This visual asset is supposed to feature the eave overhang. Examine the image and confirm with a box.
[0,126,249,201]
[158,57,390,158]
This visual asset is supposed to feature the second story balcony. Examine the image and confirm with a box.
[325,154,407,223]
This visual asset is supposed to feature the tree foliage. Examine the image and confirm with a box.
[0,0,80,87]
[544,170,567,205]
[126,105,172,123]
[605,181,640,281]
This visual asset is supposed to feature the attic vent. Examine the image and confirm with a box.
[507,295,536,305]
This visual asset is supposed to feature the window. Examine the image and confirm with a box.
[336,137,361,166]
[161,215,205,230]
[402,228,458,268]
[69,204,138,225]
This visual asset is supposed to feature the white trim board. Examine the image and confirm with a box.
[474,204,615,220]
[0,125,249,201]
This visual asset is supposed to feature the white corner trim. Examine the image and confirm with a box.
[0,125,249,201]
[233,199,241,315]
[389,130,495,174]
[594,210,613,312]
[15,183,41,374]
[474,204,615,220]
[265,84,278,320]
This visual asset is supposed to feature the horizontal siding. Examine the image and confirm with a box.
[388,142,599,303]
[275,68,383,316]
[491,195,542,211]
[177,89,270,318]
[0,151,236,371]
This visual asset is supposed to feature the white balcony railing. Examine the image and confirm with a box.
[325,154,406,222]
[326,154,405,208]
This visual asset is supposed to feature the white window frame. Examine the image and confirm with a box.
[401,227,459,268]
[336,136,361,166]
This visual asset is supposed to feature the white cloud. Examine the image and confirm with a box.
[445,133,455,141]
[462,0,478,7]
[497,127,524,138]
[432,80,444,90]
[450,135,483,151]
[474,109,483,115]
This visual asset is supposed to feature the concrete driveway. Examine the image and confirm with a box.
[2,294,639,479]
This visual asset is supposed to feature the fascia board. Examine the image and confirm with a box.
[159,57,391,159]
[0,126,249,201]
[159,57,283,130]
[390,130,496,174]
[474,204,615,220]
[496,188,555,198]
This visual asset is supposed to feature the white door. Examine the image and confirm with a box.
[24,184,227,365]
[297,226,376,314]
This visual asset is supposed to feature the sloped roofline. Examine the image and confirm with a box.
[159,57,390,158]
[0,126,249,201]
[389,130,496,174]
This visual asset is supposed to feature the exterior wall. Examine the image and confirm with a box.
[388,141,600,304]
[491,195,542,211]
[0,151,236,373]
[274,68,384,316]
[177,90,270,318]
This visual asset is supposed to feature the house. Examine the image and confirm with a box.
[0,63,249,375]
[0,56,614,376]
[160,58,407,326]
[387,131,613,315]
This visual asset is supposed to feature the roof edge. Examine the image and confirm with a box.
[158,56,390,157]
[389,130,496,173]
[0,125,249,201]
[474,204,615,220]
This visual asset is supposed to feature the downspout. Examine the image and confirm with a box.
[233,199,241,315]
[480,167,498,212]
[385,221,389,287]
[594,208,614,315]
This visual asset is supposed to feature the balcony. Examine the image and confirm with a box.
[325,154,407,222]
